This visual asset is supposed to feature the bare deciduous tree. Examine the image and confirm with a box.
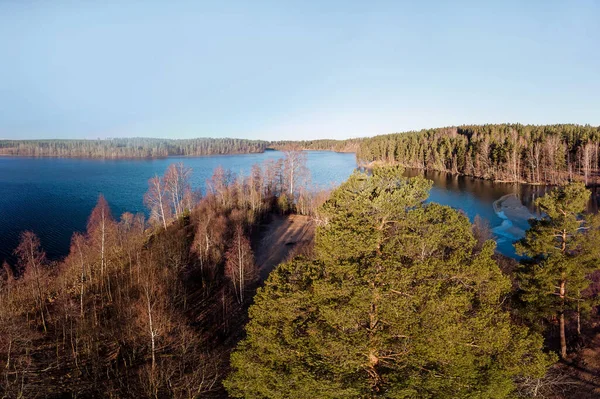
[283,148,309,197]
[145,175,171,229]
[164,162,192,218]
[87,195,117,299]
[224,226,256,304]
[14,231,49,332]
[207,166,235,209]
[580,141,595,185]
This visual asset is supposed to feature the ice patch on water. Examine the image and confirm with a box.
[492,219,520,241]
[491,194,531,243]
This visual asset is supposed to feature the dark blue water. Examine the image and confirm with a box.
[3,154,598,264]
[0,151,357,263]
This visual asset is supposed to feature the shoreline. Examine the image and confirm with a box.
[362,162,600,188]
[0,149,357,161]
[0,150,267,160]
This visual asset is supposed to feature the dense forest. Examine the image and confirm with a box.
[356,124,600,185]
[0,137,362,159]
[225,168,600,398]
[0,138,363,159]
[0,138,269,158]
[268,138,363,153]
[6,124,600,186]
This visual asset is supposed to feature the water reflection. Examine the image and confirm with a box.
[403,169,599,258]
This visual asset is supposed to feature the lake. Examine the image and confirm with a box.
[2,154,598,264]
[404,169,600,258]
[0,151,356,264]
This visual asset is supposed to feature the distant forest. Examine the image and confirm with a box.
[5,124,600,186]
[0,138,269,158]
[0,137,362,159]
[356,124,600,185]
[269,138,362,153]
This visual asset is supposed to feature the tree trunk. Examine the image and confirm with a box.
[29,246,47,333]
[78,242,85,318]
[160,198,167,229]
[238,233,244,303]
[367,281,381,392]
[577,298,581,336]
[146,288,156,371]
[559,280,567,359]
[289,159,294,196]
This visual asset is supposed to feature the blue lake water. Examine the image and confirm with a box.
[0,151,356,263]
[403,169,600,258]
[2,153,598,264]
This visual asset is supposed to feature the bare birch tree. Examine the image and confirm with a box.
[14,231,49,332]
[224,226,256,304]
[581,141,595,185]
[164,162,192,218]
[87,195,116,299]
[283,149,309,198]
[145,175,171,229]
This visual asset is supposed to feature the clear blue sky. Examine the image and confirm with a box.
[1,1,598,140]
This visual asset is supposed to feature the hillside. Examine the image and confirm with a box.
[0,155,321,398]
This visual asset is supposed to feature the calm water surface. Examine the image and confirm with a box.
[0,151,356,263]
[2,155,599,264]
[404,169,600,258]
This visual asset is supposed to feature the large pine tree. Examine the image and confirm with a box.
[225,167,553,399]
[516,182,600,359]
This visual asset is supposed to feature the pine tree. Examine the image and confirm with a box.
[516,182,599,359]
[225,167,553,399]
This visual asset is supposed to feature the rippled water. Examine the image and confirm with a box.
[0,151,357,263]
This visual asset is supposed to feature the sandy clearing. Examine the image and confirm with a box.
[254,214,314,281]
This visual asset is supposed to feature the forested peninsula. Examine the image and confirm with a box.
[356,124,600,185]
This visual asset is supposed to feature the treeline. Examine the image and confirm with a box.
[0,137,269,158]
[356,124,600,185]
[0,137,362,158]
[0,152,322,398]
[226,167,600,398]
[268,138,363,153]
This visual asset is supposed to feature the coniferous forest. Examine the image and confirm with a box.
[0,138,362,159]
[5,124,600,186]
[355,124,600,185]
